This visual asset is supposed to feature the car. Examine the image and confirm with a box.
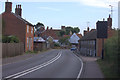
[70,45,77,51]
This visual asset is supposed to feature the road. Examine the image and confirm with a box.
[2,49,83,79]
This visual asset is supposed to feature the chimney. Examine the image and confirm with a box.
[107,14,112,29]
[47,26,49,30]
[50,27,52,30]
[87,27,89,32]
[15,4,22,17]
[5,1,12,12]
[84,30,87,36]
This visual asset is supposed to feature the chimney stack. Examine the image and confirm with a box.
[5,1,12,12]
[47,26,49,30]
[87,27,89,32]
[107,14,112,29]
[15,4,22,17]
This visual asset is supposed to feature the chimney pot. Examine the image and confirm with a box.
[15,4,22,17]
[103,18,105,21]
[20,5,21,8]
[5,2,12,12]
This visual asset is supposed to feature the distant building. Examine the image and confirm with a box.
[35,26,61,43]
[69,33,82,45]
[79,15,115,57]
[34,37,46,51]
[2,1,34,52]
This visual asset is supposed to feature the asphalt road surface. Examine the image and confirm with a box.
[2,49,83,79]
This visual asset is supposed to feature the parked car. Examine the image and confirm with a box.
[71,45,77,51]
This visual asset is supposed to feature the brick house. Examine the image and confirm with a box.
[2,1,34,52]
[35,26,61,42]
[79,15,115,57]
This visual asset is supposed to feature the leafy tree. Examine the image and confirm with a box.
[34,22,44,32]
[58,31,65,37]
[65,27,73,35]
[59,37,70,45]
[58,26,80,37]
[73,27,80,33]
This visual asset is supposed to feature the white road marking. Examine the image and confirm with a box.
[5,51,62,79]
[73,53,83,79]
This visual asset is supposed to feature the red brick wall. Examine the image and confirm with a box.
[96,29,115,57]
[25,25,34,52]
[2,12,26,43]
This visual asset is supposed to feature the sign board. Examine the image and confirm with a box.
[97,21,108,38]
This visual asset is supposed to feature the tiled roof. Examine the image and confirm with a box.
[34,37,45,42]
[80,30,97,40]
[76,33,82,38]
[64,35,71,37]
[11,12,33,26]
[41,29,60,40]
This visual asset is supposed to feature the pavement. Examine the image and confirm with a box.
[76,54,104,78]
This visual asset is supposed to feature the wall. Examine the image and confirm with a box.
[2,12,26,43]
[34,42,47,51]
[25,25,34,52]
[2,43,24,58]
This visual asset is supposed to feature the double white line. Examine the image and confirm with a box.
[4,51,62,79]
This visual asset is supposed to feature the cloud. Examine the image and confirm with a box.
[39,7,61,11]
[78,0,120,8]
[2,0,120,8]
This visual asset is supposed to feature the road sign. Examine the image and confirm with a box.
[97,21,108,38]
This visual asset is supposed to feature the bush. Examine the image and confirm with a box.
[101,30,119,77]
[54,43,60,47]
[2,35,19,43]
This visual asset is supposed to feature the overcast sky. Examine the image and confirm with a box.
[1,0,119,34]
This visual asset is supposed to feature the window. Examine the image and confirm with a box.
[31,27,33,34]
[27,37,29,48]
[27,25,29,33]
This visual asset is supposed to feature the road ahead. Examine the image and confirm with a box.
[3,49,83,79]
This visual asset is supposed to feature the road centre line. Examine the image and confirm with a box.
[5,51,62,79]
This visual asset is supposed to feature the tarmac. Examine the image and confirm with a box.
[2,49,104,78]
[77,54,104,78]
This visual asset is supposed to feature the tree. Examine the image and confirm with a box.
[34,22,44,32]
[73,27,80,33]
[65,27,73,35]
[59,37,70,45]
[58,31,65,37]
[58,26,80,37]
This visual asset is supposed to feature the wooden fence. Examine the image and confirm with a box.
[2,43,24,58]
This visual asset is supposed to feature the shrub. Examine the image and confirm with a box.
[54,43,60,47]
[103,30,119,77]
[2,35,19,43]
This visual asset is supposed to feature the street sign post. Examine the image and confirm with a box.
[97,21,108,59]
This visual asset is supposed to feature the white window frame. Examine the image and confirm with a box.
[27,37,29,48]
[27,25,29,33]
[31,27,33,34]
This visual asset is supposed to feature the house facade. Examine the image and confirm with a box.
[69,33,82,45]
[80,30,97,56]
[79,15,115,57]
[2,1,34,52]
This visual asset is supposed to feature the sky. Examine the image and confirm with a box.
[0,0,119,35]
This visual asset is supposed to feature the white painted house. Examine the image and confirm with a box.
[69,33,81,44]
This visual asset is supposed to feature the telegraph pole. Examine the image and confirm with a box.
[109,5,113,18]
